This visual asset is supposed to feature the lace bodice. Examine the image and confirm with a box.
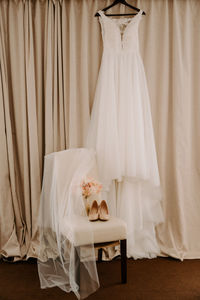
[98,10,143,54]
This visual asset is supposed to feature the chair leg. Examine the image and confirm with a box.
[120,239,127,284]
[75,246,80,289]
[98,248,103,262]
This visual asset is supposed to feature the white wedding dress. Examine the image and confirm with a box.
[86,10,164,258]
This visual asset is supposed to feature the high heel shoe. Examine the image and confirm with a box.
[88,200,99,221]
[99,200,109,221]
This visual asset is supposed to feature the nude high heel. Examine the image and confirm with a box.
[88,200,99,221]
[99,200,109,221]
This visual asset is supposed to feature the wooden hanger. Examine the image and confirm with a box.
[95,0,146,17]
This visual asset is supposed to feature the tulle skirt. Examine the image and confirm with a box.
[86,51,164,258]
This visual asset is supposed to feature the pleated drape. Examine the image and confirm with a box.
[0,0,200,260]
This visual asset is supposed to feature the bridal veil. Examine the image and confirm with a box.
[37,148,99,299]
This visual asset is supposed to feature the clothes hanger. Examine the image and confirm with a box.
[95,0,146,17]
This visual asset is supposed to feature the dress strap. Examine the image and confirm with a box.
[98,10,104,18]
[138,9,143,15]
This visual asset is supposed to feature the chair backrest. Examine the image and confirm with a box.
[41,148,99,226]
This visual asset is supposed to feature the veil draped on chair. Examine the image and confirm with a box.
[37,148,99,299]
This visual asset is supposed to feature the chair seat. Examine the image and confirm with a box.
[61,216,127,247]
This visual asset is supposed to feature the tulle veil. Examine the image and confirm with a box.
[37,148,100,299]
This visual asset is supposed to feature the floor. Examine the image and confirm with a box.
[0,257,200,300]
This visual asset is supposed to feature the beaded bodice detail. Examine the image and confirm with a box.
[98,10,143,53]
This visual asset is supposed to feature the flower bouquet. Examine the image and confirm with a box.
[81,176,102,215]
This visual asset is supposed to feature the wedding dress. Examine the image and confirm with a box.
[86,10,164,258]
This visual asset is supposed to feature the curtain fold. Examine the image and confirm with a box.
[0,0,200,260]
[0,3,23,258]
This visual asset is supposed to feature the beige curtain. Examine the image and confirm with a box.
[0,0,200,260]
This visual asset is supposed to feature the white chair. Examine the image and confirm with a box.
[38,148,127,300]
